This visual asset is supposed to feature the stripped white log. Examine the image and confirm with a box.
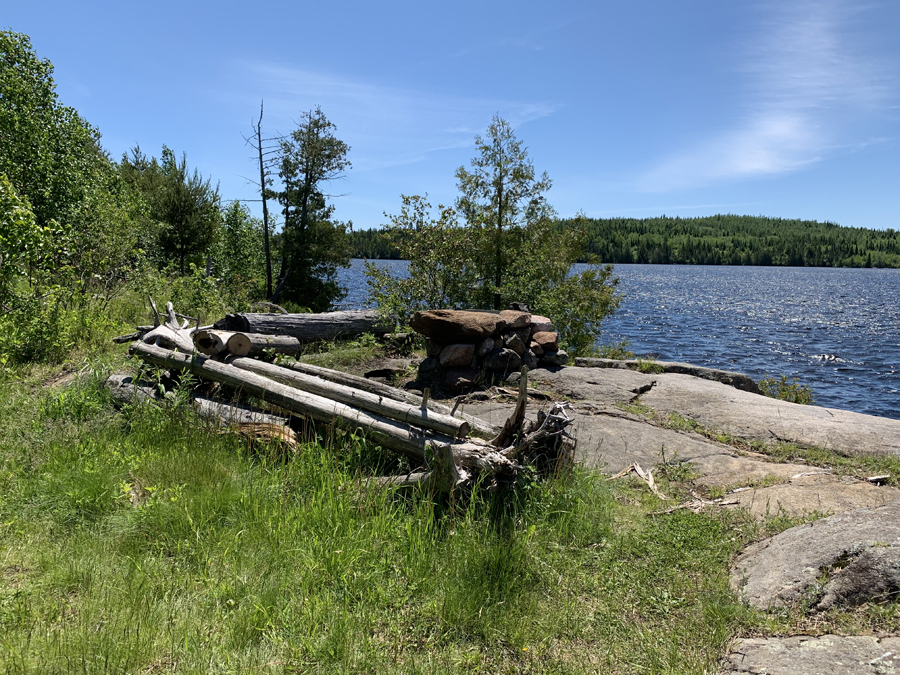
[226,356,471,439]
[130,341,441,461]
[226,333,301,357]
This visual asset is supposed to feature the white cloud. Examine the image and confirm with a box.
[641,0,895,191]
[229,62,558,172]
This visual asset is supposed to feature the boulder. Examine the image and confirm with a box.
[530,315,554,333]
[476,337,495,358]
[425,338,444,358]
[439,343,476,368]
[723,636,900,675]
[484,348,522,372]
[499,310,531,329]
[532,331,559,351]
[444,367,480,394]
[418,357,440,375]
[731,501,900,610]
[529,340,544,357]
[410,310,506,343]
[521,350,539,371]
[541,349,569,367]
[505,333,526,356]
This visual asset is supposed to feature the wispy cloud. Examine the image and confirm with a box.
[640,1,895,191]
[230,62,558,172]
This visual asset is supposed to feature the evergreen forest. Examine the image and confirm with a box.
[351,214,900,268]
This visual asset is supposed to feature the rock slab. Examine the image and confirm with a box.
[732,501,900,610]
[722,635,900,674]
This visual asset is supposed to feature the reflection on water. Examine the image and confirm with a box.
[338,260,900,419]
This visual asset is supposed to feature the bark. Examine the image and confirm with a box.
[214,309,389,342]
[226,333,301,357]
[225,356,471,439]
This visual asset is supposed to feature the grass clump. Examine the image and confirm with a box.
[0,361,773,673]
[759,374,814,405]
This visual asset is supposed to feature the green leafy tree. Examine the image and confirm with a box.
[0,30,103,230]
[213,200,266,296]
[366,120,619,356]
[455,115,554,309]
[366,195,477,321]
[274,106,351,311]
[120,146,220,273]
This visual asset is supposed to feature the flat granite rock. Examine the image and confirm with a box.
[727,473,900,519]
[732,501,900,611]
[722,635,900,674]
[640,373,900,457]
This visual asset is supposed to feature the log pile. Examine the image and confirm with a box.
[409,309,570,394]
[111,301,577,495]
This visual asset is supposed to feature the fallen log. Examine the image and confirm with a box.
[213,309,389,342]
[193,329,235,356]
[225,356,471,439]
[130,341,441,461]
[227,333,301,357]
[281,360,499,440]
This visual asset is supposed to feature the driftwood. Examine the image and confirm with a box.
[281,360,499,440]
[142,300,195,352]
[213,310,389,342]
[225,356,471,439]
[130,341,445,461]
[193,329,235,356]
[227,333,301,357]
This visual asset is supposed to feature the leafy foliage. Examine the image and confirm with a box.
[760,374,814,405]
[274,107,351,311]
[366,119,619,354]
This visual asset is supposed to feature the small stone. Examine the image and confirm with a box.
[444,367,479,394]
[439,343,476,368]
[530,315,554,333]
[541,350,569,367]
[505,370,522,385]
[425,338,443,358]
[529,340,544,357]
[499,309,531,330]
[418,357,440,375]
[477,337,495,358]
[532,331,559,351]
[522,350,539,371]
[505,333,526,356]
[484,347,522,372]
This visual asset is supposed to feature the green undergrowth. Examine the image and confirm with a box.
[0,364,771,674]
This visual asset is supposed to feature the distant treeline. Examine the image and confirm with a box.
[350,215,900,268]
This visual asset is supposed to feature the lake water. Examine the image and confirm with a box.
[337,260,900,420]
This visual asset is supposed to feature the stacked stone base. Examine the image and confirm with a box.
[410,309,569,394]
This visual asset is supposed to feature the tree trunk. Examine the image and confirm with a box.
[214,309,389,342]
[130,341,440,462]
[225,356,471,439]
[226,333,301,357]
[257,101,273,298]
[280,360,499,439]
[193,329,235,355]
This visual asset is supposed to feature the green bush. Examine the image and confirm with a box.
[759,374,814,405]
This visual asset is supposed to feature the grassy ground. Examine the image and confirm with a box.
[1,347,898,673]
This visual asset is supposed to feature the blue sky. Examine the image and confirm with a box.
[6,0,899,230]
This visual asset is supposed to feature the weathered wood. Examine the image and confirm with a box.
[225,356,471,439]
[191,395,290,427]
[280,360,500,439]
[226,333,301,357]
[130,341,441,461]
[492,367,529,448]
[142,301,194,352]
[213,309,389,342]
[105,373,168,406]
[193,329,236,356]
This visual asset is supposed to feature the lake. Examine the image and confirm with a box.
[337,260,900,420]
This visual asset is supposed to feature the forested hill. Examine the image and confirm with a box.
[350,215,900,268]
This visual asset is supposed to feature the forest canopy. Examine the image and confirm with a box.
[351,214,900,269]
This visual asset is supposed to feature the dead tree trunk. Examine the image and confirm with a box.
[214,310,389,342]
